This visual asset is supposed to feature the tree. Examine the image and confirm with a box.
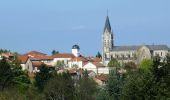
[121,55,170,99]
[52,50,59,55]
[55,60,65,70]
[105,70,125,100]
[0,49,10,54]
[10,57,31,94]
[124,61,137,72]
[96,52,102,58]
[108,58,120,67]
[35,64,51,91]
[0,58,13,91]
[71,64,78,69]
[75,71,97,100]
[44,72,75,100]
[139,59,153,72]
[121,70,153,100]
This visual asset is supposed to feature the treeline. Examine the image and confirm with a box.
[97,55,170,100]
[1,55,170,100]
[0,49,10,54]
[0,57,98,100]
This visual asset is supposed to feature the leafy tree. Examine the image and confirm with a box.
[0,56,31,94]
[0,49,10,54]
[108,58,120,67]
[0,88,25,100]
[75,72,97,100]
[44,72,75,100]
[96,52,102,58]
[106,70,125,100]
[96,88,110,100]
[11,55,31,95]
[139,59,153,72]
[121,55,170,99]
[121,69,153,100]
[35,64,51,91]
[83,69,89,78]
[124,61,137,72]
[52,50,59,55]
[55,60,65,70]
[71,64,78,69]
[0,58,13,91]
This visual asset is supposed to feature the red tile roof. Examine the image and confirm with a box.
[52,53,75,58]
[18,55,29,64]
[24,51,47,56]
[0,52,14,58]
[32,62,43,67]
[92,62,105,68]
[71,56,88,62]
[23,51,53,60]
[86,57,102,62]
[31,55,53,60]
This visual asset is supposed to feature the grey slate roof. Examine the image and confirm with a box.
[146,45,169,51]
[112,45,169,51]
[104,16,111,32]
[112,46,140,51]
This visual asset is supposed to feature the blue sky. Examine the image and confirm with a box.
[0,0,169,56]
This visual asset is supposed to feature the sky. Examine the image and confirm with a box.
[0,0,169,56]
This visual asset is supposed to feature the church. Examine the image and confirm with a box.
[102,16,170,66]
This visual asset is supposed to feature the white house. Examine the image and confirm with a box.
[83,62,108,74]
[52,53,75,67]
[68,56,88,68]
[19,55,33,73]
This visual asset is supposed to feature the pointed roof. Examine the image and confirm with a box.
[104,16,111,32]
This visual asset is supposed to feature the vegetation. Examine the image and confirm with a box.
[1,54,170,99]
[98,55,170,100]
[75,70,98,100]
[0,49,10,54]
[108,58,120,67]
[96,52,102,58]
[44,72,75,100]
[139,58,153,72]
[51,50,59,55]
[35,64,52,91]
[55,60,65,70]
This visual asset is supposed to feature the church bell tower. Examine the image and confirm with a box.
[102,15,114,65]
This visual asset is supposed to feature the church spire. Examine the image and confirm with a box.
[104,15,111,32]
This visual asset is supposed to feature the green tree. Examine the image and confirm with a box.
[96,52,102,58]
[139,59,153,72]
[76,72,97,100]
[108,58,120,67]
[52,50,59,55]
[35,64,51,91]
[71,64,78,69]
[106,70,125,100]
[121,55,170,99]
[44,72,75,100]
[0,58,13,91]
[121,69,153,100]
[0,49,10,54]
[124,61,137,72]
[55,60,65,70]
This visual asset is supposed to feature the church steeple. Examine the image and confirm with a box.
[104,16,111,33]
[102,15,114,65]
